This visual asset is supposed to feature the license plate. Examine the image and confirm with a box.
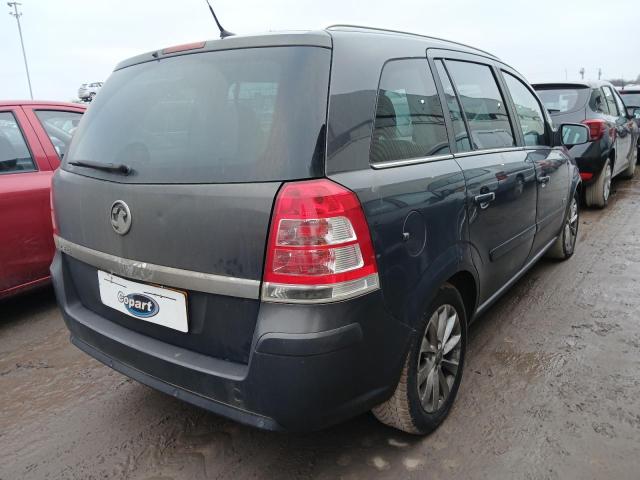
[97,270,188,332]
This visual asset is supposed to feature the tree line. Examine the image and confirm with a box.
[608,75,640,87]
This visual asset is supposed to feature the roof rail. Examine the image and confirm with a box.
[325,24,499,60]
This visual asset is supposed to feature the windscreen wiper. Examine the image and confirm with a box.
[68,159,132,175]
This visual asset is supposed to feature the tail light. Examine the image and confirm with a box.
[49,185,58,236]
[580,172,594,181]
[262,179,379,303]
[161,41,206,54]
[582,119,607,141]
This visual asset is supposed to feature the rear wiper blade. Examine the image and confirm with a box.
[68,159,132,175]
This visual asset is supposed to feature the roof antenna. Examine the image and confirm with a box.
[204,0,234,39]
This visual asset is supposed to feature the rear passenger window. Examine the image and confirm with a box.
[502,72,549,147]
[613,91,627,117]
[35,110,83,159]
[445,60,515,150]
[0,112,36,174]
[435,60,472,153]
[370,59,450,164]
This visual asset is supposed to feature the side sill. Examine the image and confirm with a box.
[476,236,557,316]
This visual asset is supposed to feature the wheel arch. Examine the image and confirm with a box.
[398,242,480,331]
[446,270,478,324]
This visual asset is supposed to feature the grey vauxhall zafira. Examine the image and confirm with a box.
[51,25,587,434]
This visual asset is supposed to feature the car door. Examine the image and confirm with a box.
[432,54,537,305]
[500,69,570,254]
[612,89,638,166]
[603,85,632,176]
[0,107,55,295]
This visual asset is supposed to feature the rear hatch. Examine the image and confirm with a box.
[53,40,331,364]
[534,84,590,125]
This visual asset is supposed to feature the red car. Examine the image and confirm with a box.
[0,101,85,299]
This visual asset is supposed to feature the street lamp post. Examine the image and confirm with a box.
[8,2,34,100]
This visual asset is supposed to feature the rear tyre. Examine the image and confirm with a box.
[546,192,579,260]
[372,283,467,434]
[585,159,612,209]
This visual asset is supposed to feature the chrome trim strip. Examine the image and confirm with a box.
[370,147,526,169]
[475,236,556,316]
[489,224,536,261]
[454,147,524,158]
[54,236,260,299]
[371,154,454,169]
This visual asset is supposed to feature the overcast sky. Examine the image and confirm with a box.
[1,0,638,101]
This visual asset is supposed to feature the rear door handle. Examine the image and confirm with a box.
[538,176,551,187]
[474,192,495,209]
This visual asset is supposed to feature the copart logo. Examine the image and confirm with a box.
[117,291,158,318]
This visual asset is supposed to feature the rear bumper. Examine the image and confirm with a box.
[567,140,611,184]
[51,252,410,431]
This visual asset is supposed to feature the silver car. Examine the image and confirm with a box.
[77,82,103,101]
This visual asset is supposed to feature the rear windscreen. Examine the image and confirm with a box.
[620,92,640,107]
[64,47,330,183]
[535,88,589,114]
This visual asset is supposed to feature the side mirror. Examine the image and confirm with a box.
[559,123,589,147]
[628,107,640,119]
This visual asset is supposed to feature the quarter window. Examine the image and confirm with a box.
[35,110,83,159]
[370,59,450,164]
[445,60,515,150]
[503,72,549,146]
[589,88,608,114]
[0,112,36,174]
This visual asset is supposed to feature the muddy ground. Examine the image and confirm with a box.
[2,176,640,480]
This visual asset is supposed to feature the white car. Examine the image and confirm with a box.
[78,82,103,102]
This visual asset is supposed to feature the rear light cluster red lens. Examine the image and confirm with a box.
[580,172,594,181]
[262,179,379,303]
[582,119,607,141]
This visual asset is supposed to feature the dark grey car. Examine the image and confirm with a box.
[51,26,587,434]
[533,82,639,208]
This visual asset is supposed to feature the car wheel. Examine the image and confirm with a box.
[546,191,579,260]
[585,159,612,209]
[372,283,467,434]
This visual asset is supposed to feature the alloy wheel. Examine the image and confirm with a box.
[603,164,612,201]
[564,196,579,254]
[417,304,462,413]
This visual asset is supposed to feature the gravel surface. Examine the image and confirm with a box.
[2,176,640,480]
